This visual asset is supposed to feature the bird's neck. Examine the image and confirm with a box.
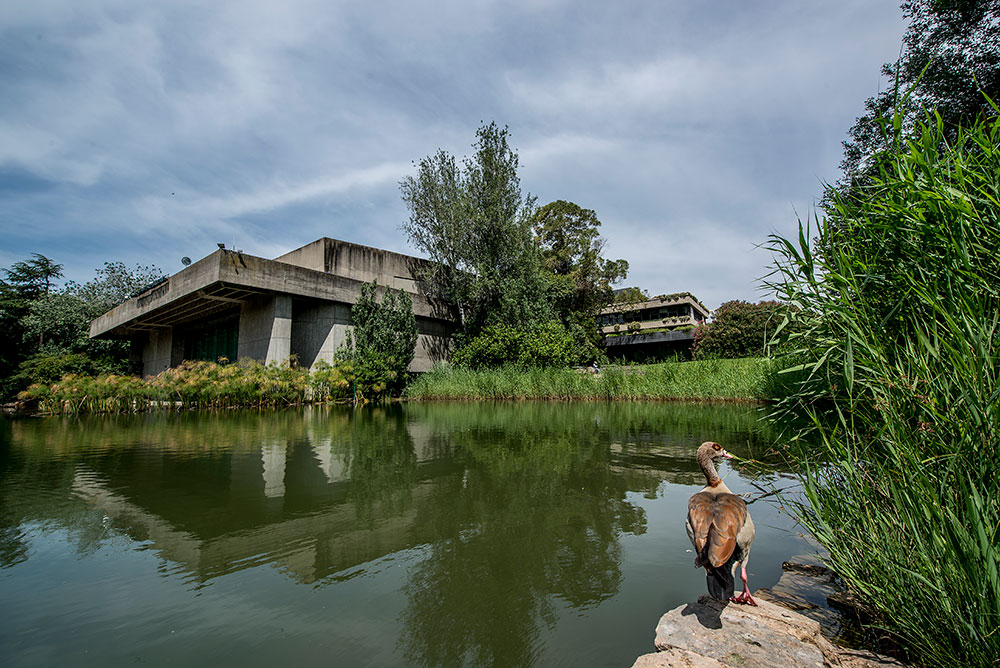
[697,450,723,488]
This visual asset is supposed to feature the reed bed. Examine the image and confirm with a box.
[405,357,791,402]
[767,114,1000,666]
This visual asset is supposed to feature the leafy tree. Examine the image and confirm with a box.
[840,0,1000,185]
[532,200,629,360]
[401,122,551,337]
[2,253,63,299]
[692,300,789,360]
[339,280,418,399]
[23,261,163,359]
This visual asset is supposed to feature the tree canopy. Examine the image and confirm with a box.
[400,122,552,336]
[840,0,1000,185]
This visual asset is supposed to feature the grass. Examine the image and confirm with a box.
[405,356,795,402]
[766,112,1000,666]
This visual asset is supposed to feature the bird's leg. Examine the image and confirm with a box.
[730,564,757,606]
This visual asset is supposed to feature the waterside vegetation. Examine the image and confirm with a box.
[406,357,795,402]
[768,111,1000,667]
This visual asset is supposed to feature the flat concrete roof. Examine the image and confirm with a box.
[598,293,710,319]
[90,248,455,339]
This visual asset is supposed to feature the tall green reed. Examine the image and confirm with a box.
[766,111,1000,666]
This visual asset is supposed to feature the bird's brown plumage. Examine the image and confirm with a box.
[687,491,748,568]
[685,441,757,604]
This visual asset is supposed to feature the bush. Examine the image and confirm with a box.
[452,321,576,369]
[338,280,418,400]
[692,300,789,359]
[12,351,96,389]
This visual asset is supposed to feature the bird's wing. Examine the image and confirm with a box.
[705,494,748,569]
[687,492,715,556]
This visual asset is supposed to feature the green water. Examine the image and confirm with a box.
[0,402,810,667]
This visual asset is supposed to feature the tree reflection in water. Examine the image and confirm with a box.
[399,403,647,668]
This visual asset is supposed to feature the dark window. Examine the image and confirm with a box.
[184,315,239,363]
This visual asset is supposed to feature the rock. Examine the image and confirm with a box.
[632,649,730,667]
[631,594,906,668]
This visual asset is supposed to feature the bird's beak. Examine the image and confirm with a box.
[722,450,735,459]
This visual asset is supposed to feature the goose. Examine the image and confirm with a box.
[685,441,756,605]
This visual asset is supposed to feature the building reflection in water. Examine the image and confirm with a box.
[1,402,787,667]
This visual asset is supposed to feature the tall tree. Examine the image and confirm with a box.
[531,200,628,356]
[400,122,550,336]
[840,0,1000,184]
[2,253,63,299]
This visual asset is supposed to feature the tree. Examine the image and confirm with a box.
[1,259,163,397]
[22,261,163,359]
[401,122,551,337]
[339,280,418,399]
[531,200,629,360]
[839,0,1000,185]
[692,300,789,360]
[2,253,63,299]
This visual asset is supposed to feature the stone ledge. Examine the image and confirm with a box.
[631,595,905,668]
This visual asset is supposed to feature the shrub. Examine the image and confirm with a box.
[338,280,418,400]
[452,321,576,369]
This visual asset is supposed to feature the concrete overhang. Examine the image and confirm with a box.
[90,249,455,339]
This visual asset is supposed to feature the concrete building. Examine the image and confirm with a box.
[89,238,458,375]
[597,292,710,361]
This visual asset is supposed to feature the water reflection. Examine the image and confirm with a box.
[0,402,799,668]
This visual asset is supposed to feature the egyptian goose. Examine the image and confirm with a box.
[685,441,756,605]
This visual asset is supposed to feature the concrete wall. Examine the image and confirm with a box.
[142,328,180,376]
[276,238,433,296]
[238,294,292,364]
[291,301,352,369]
[291,300,452,372]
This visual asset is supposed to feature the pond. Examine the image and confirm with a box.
[0,402,811,668]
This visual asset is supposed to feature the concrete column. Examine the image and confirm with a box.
[266,294,292,365]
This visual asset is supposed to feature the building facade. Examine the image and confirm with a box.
[89,238,458,375]
[597,292,711,360]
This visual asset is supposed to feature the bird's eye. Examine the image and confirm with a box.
[713,444,721,451]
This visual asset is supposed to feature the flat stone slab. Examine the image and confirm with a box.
[632,594,905,668]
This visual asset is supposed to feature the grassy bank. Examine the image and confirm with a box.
[406,357,794,401]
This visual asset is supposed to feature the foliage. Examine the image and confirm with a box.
[407,357,794,402]
[0,257,163,398]
[451,321,577,369]
[531,200,628,363]
[19,358,320,413]
[9,351,96,390]
[692,300,789,360]
[339,280,418,400]
[0,253,65,397]
[766,113,1000,667]
[400,122,551,336]
[839,0,1000,187]
[612,286,649,304]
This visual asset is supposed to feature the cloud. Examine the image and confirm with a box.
[0,0,906,308]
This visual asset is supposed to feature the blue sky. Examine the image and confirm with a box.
[1,1,906,309]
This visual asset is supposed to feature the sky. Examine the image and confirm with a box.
[0,1,907,310]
